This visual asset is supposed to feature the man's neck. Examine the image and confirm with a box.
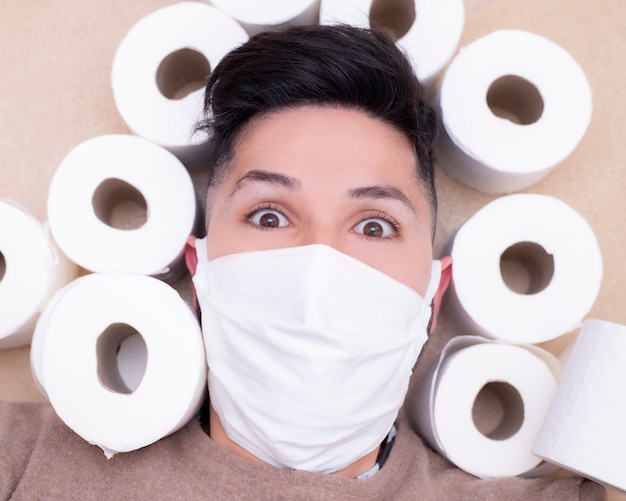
[206,404,380,478]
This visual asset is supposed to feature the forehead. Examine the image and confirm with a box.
[232,106,419,183]
[209,105,433,226]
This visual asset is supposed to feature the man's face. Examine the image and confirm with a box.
[205,105,434,295]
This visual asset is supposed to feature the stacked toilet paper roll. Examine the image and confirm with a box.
[533,319,626,493]
[319,0,464,91]
[47,134,198,282]
[111,2,248,163]
[407,335,560,478]
[30,280,149,398]
[31,272,207,457]
[208,0,320,36]
[435,30,592,194]
[447,194,603,344]
[0,200,78,349]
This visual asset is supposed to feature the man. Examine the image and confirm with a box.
[1,25,604,500]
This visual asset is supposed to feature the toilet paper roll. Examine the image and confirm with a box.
[32,272,207,457]
[47,134,198,282]
[533,319,626,493]
[435,30,592,194]
[0,199,78,349]
[447,194,603,344]
[319,0,464,90]
[31,283,149,398]
[111,2,248,162]
[30,279,65,396]
[207,0,320,36]
[407,335,560,478]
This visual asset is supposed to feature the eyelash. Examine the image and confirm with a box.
[243,203,286,228]
[359,211,401,240]
[243,205,401,239]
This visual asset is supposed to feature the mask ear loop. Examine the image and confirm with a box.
[425,260,442,304]
[194,236,210,269]
[189,236,211,319]
[422,260,443,334]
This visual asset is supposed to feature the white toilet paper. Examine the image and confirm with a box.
[447,194,603,344]
[111,2,248,162]
[407,335,560,478]
[31,272,207,457]
[30,278,65,396]
[319,0,464,90]
[47,134,198,282]
[0,199,78,349]
[533,319,626,493]
[207,0,320,36]
[435,29,592,194]
[30,274,146,397]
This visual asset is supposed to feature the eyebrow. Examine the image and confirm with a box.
[229,170,419,216]
[348,185,418,215]
[229,169,301,197]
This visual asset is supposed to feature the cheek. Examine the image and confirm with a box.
[205,203,241,260]
[205,221,226,260]
[347,242,433,295]
[393,260,432,295]
[206,205,290,259]
[377,256,432,294]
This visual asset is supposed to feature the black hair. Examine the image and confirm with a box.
[196,24,438,218]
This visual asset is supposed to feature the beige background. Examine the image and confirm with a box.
[0,0,624,498]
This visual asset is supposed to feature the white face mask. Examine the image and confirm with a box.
[192,237,441,473]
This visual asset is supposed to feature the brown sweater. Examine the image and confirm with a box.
[0,402,606,501]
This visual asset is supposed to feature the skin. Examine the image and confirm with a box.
[193,105,452,477]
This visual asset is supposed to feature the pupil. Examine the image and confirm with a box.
[260,213,278,227]
[365,221,383,237]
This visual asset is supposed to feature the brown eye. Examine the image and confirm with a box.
[259,212,279,227]
[354,218,395,238]
[249,209,289,229]
[364,221,383,237]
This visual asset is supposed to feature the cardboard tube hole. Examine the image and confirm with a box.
[0,251,5,283]
[487,75,544,125]
[156,48,210,100]
[500,241,554,295]
[97,323,147,394]
[369,0,415,41]
[472,381,524,440]
[92,178,148,230]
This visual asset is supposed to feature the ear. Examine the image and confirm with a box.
[430,255,452,332]
[184,235,200,315]
[185,235,199,277]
